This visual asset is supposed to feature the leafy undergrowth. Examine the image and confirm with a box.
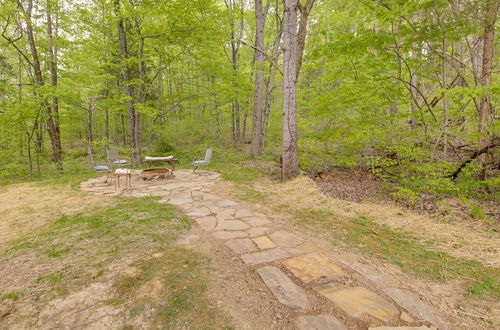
[0,194,230,328]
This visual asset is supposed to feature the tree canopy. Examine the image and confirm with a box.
[0,0,498,199]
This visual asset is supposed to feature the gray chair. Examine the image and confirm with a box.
[107,148,131,170]
[192,148,212,173]
[88,146,111,182]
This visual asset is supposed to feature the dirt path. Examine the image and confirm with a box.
[76,170,477,329]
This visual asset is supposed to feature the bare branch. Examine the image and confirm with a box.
[238,38,283,75]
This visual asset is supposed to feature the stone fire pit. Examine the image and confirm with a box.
[140,168,174,181]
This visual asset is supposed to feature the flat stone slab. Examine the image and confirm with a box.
[318,287,398,323]
[241,249,291,266]
[219,199,239,207]
[242,216,271,227]
[213,231,247,240]
[383,288,447,330]
[369,327,431,330]
[269,231,304,248]
[286,242,331,256]
[348,261,386,286]
[222,220,250,231]
[217,208,236,218]
[252,236,276,250]
[235,208,254,218]
[257,266,309,310]
[190,206,211,213]
[225,238,257,254]
[170,192,192,199]
[297,315,347,330]
[203,194,221,200]
[187,211,210,217]
[195,217,217,231]
[149,191,170,197]
[282,253,347,284]
[168,199,193,205]
[129,191,151,197]
[247,227,273,237]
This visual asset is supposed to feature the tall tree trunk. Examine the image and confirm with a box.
[250,0,265,156]
[296,0,315,79]
[477,0,497,180]
[114,0,139,165]
[282,0,300,179]
[18,0,63,169]
[263,16,283,145]
[46,0,63,170]
[104,89,110,141]
[86,102,94,144]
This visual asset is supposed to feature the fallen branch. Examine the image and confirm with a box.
[449,142,499,180]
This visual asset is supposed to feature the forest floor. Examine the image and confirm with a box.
[0,166,498,329]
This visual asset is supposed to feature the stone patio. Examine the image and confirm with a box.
[81,170,448,329]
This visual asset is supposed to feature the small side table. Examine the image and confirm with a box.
[114,168,132,190]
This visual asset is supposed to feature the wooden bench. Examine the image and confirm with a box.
[143,156,179,170]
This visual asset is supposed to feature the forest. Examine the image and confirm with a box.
[0,0,498,195]
[0,0,498,329]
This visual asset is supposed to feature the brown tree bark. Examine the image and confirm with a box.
[296,0,315,79]
[114,0,139,165]
[282,0,300,179]
[17,0,63,170]
[263,11,283,145]
[225,0,244,147]
[477,0,498,180]
[250,0,265,155]
[46,0,63,170]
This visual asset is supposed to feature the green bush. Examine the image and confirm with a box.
[152,139,176,156]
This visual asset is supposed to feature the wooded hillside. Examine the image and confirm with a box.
[0,0,498,203]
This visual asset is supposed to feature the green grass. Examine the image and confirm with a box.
[2,180,232,327]
[287,209,500,299]
[6,197,190,301]
[112,248,231,329]
[203,163,265,182]
[1,291,21,301]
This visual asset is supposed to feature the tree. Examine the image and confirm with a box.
[281,0,314,179]
[282,0,299,179]
[477,0,498,180]
[5,0,65,170]
[250,0,265,156]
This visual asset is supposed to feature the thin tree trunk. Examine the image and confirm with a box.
[114,0,139,165]
[87,102,94,144]
[104,90,110,141]
[46,0,63,170]
[477,0,497,180]
[250,0,265,155]
[263,16,283,145]
[296,0,315,79]
[282,0,300,179]
[18,0,63,169]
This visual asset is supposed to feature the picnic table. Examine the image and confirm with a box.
[143,156,179,170]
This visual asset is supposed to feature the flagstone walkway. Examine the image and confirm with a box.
[80,170,448,330]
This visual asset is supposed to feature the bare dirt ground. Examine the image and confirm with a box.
[176,228,297,329]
